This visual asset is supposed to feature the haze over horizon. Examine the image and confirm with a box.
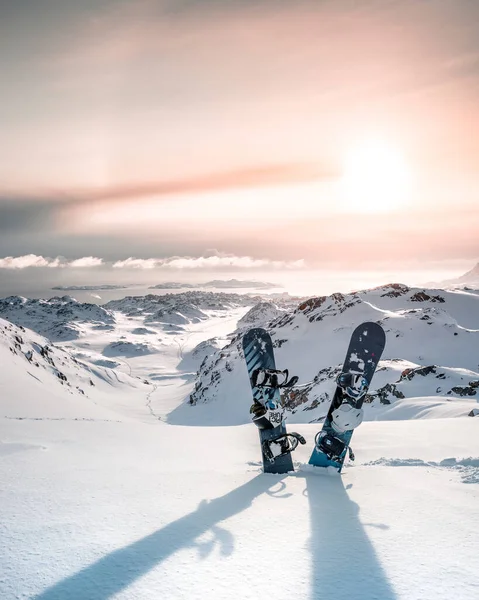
[1,1,478,295]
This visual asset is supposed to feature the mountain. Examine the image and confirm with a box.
[149,282,195,289]
[2,286,478,427]
[237,301,288,329]
[0,316,149,420]
[203,279,280,289]
[52,285,129,291]
[0,296,115,341]
[104,291,262,324]
[179,283,479,425]
[149,279,280,290]
[0,291,263,337]
[450,262,479,285]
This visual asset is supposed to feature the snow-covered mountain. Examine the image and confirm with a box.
[203,279,279,289]
[184,284,479,425]
[149,279,280,289]
[52,285,129,291]
[237,301,288,329]
[0,316,149,420]
[149,282,196,289]
[0,295,115,341]
[104,291,261,324]
[0,291,260,340]
[446,262,479,286]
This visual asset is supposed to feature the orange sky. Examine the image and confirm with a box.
[0,0,478,280]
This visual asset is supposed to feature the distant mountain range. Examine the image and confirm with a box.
[52,285,129,291]
[150,279,280,290]
[104,291,267,324]
[0,291,286,340]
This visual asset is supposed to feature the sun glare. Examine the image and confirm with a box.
[339,139,412,213]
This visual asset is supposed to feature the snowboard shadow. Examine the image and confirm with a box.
[306,475,397,600]
[33,474,287,600]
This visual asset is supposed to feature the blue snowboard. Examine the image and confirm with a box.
[309,322,386,472]
[242,328,295,474]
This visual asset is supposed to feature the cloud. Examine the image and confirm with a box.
[0,163,334,237]
[0,255,61,269]
[0,255,103,269]
[112,258,160,270]
[0,253,305,271]
[68,256,104,268]
[0,162,332,206]
[112,255,306,270]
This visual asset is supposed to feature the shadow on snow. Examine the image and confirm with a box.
[306,474,396,600]
[33,475,288,600]
[34,472,397,600]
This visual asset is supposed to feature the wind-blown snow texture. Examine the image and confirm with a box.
[1,285,479,599]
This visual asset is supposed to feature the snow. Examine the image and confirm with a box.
[2,416,479,600]
[1,286,479,599]
[190,285,479,424]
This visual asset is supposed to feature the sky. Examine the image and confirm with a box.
[0,0,478,294]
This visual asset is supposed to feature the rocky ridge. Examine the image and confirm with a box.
[188,284,479,423]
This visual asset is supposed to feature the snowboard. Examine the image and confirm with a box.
[309,322,386,472]
[243,328,300,474]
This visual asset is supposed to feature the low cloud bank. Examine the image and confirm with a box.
[0,254,305,271]
[0,255,103,269]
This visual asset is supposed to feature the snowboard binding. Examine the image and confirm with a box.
[336,372,369,401]
[314,431,355,463]
[251,368,299,390]
[330,402,364,434]
[262,432,306,463]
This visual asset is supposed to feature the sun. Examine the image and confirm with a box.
[339,138,412,213]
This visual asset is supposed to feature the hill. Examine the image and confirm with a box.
[180,284,479,425]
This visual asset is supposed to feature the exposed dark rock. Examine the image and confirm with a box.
[400,365,438,380]
[450,386,477,397]
[378,283,410,298]
[298,296,327,314]
[410,292,445,303]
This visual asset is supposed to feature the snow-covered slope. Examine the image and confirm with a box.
[1,288,479,600]
[1,399,479,599]
[183,284,479,425]
[0,296,115,341]
[0,317,150,421]
[237,301,288,329]
[446,261,479,286]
